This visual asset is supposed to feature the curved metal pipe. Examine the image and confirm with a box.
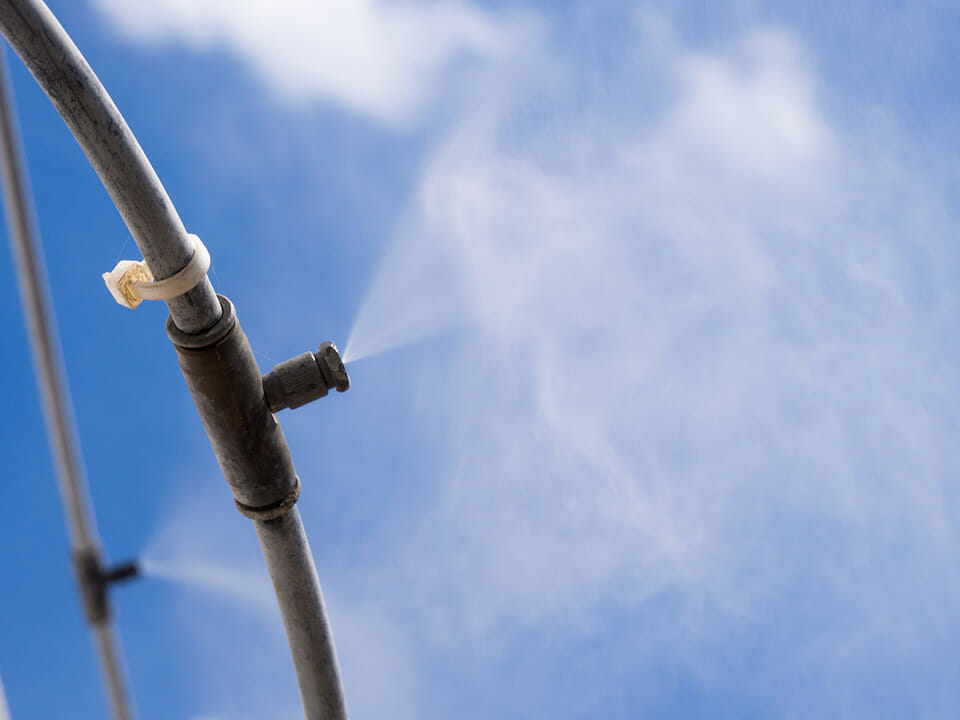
[0,0,220,333]
[256,509,349,720]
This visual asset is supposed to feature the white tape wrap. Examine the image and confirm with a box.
[103,234,210,309]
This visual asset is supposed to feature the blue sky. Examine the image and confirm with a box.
[1,1,960,718]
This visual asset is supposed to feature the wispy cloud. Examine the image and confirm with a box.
[89,0,520,126]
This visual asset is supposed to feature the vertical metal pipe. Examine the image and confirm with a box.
[0,45,92,553]
[255,508,348,720]
[0,45,135,720]
[93,625,135,720]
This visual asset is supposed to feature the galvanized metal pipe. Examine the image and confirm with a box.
[0,0,220,333]
[0,45,135,720]
[92,624,135,720]
[255,509,348,720]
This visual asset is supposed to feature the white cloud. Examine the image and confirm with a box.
[668,29,828,176]
[89,0,515,125]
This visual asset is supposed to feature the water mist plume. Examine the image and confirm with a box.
[142,557,277,617]
[343,216,473,364]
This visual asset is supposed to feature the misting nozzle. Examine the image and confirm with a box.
[262,341,350,413]
[102,560,140,585]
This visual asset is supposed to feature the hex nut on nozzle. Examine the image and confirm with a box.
[262,341,350,413]
[316,341,349,393]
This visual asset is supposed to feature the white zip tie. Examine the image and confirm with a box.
[102,234,210,309]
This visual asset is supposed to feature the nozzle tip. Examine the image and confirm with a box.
[317,341,350,392]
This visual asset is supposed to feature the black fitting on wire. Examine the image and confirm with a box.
[74,549,140,625]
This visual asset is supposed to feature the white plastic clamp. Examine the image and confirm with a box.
[103,234,210,309]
